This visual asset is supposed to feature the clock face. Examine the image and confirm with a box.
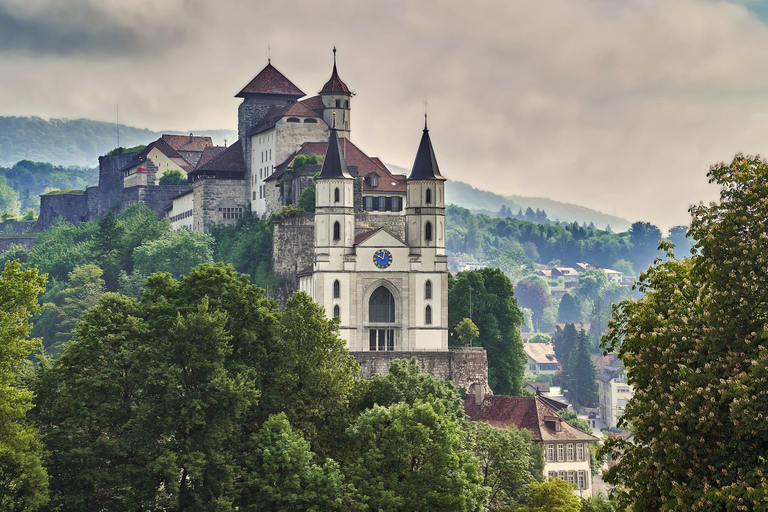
[373,249,393,269]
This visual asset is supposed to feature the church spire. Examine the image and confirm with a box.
[318,127,352,179]
[408,116,445,181]
[320,47,351,94]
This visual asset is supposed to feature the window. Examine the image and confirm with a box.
[425,188,432,204]
[547,444,554,462]
[378,197,387,211]
[334,187,340,203]
[364,196,374,211]
[425,221,433,242]
[576,444,584,461]
[548,471,557,480]
[333,280,340,299]
[370,174,379,187]
[333,221,340,241]
[286,117,300,123]
[304,118,317,123]
[557,444,564,462]
[425,280,432,299]
[558,471,566,481]
[333,305,340,318]
[369,286,395,323]
[577,471,586,490]
[344,100,349,108]
[425,305,432,325]
[567,471,575,484]
[391,196,401,211]
[567,443,574,461]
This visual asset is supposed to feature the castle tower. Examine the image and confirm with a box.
[319,48,352,139]
[405,115,446,256]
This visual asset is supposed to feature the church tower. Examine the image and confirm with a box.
[319,48,352,139]
[405,115,446,256]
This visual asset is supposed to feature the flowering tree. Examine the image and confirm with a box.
[602,154,768,510]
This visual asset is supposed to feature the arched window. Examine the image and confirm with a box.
[425,280,432,300]
[425,305,432,325]
[333,280,340,299]
[369,286,395,323]
[286,117,300,123]
[334,187,340,203]
[303,118,317,123]
[425,188,432,204]
[333,305,340,318]
[425,221,433,242]
[333,221,340,241]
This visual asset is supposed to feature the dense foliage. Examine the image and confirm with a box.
[603,154,768,510]
[553,324,598,408]
[0,161,98,214]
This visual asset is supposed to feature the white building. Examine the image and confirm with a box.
[524,343,560,376]
[299,119,448,352]
[598,366,634,429]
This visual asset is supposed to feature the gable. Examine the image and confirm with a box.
[355,228,407,248]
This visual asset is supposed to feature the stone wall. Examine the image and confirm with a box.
[97,153,136,216]
[0,221,35,233]
[0,234,36,252]
[37,192,88,229]
[351,348,490,393]
[121,184,192,218]
[356,212,406,241]
[192,179,248,232]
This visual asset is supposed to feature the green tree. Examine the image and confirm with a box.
[91,213,125,291]
[157,169,187,185]
[628,221,662,271]
[298,184,316,212]
[527,333,552,344]
[455,317,480,346]
[611,258,634,277]
[540,307,556,333]
[552,323,578,387]
[449,268,526,395]
[0,175,21,215]
[133,229,214,278]
[345,399,487,512]
[566,329,597,408]
[602,154,768,510]
[581,495,616,512]
[557,293,581,323]
[514,279,551,332]
[0,260,48,511]
[210,214,279,290]
[666,224,691,257]
[515,478,581,512]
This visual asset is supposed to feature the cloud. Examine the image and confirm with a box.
[0,0,189,56]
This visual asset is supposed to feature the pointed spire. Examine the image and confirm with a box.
[408,116,445,181]
[320,47,351,95]
[318,128,352,179]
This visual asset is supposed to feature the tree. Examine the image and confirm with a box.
[0,175,21,215]
[540,307,556,333]
[298,184,316,212]
[514,279,551,332]
[449,268,526,395]
[666,224,691,257]
[552,323,578,387]
[611,258,634,277]
[580,495,616,512]
[157,169,187,185]
[132,229,214,278]
[455,317,480,346]
[557,293,581,323]
[628,221,662,271]
[345,399,487,511]
[566,328,597,408]
[236,413,348,511]
[527,333,552,344]
[515,478,581,512]
[91,213,125,291]
[465,421,539,508]
[0,260,49,511]
[602,154,768,510]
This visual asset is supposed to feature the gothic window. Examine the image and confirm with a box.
[425,280,432,299]
[333,221,340,241]
[425,221,433,242]
[333,280,340,299]
[425,305,432,325]
[287,117,300,123]
[426,188,432,204]
[334,187,340,203]
[333,305,340,318]
[369,286,395,323]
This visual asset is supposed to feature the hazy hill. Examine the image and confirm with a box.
[386,164,631,232]
[0,116,237,168]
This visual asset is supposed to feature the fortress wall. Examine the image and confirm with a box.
[98,153,136,216]
[355,212,406,241]
[37,192,88,229]
[0,221,35,233]
[351,348,490,393]
[193,179,249,232]
[272,213,315,286]
[0,235,37,252]
[121,185,193,218]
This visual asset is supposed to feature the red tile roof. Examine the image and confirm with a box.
[297,264,313,277]
[235,62,305,98]
[161,134,214,153]
[320,51,351,94]
[195,146,227,170]
[118,137,190,173]
[299,95,325,115]
[189,140,246,178]
[463,394,597,443]
[354,228,382,245]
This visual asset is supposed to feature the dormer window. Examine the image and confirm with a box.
[286,117,300,123]
[370,174,379,187]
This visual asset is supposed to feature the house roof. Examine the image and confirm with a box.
[553,267,580,275]
[354,228,384,246]
[317,128,352,179]
[161,134,213,153]
[195,146,227,170]
[320,49,351,94]
[188,140,246,178]
[298,264,314,277]
[524,343,559,365]
[235,62,305,98]
[408,117,445,181]
[118,137,191,173]
[249,101,323,137]
[464,394,598,443]
[300,95,326,115]
[523,381,551,393]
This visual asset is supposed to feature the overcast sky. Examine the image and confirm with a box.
[3,0,768,230]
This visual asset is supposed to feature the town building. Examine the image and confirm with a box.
[464,389,598,495]
[596,355,634,429]
[524,343,560,376]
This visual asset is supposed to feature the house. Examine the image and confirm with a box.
[603,269,623,283]
[464,390,598,495]
[523,381,551,395]
[551,267,581,287]
[121,134,213,186]
[597,366,634,429]
[524,343,560,376]
[574,262,590,272]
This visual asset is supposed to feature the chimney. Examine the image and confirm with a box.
[473,382,485,405]
[189,132,194,142]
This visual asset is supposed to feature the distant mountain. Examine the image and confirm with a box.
[385,164,631,232]
[0,116,237,168]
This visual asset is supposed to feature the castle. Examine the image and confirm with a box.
[36,50,489,391]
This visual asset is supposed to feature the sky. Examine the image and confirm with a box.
[2,0,768,230]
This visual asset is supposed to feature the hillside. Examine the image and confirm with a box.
[0,116,237,168]
[385,164,632,232]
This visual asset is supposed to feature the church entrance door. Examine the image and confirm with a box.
[368,285,398,351]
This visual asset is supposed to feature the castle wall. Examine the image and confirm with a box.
[0,234,37,252]
[351,348,490,393]
[98,153,136,216]
[192,179,248,231]
[0,221,35,233]
[274,118,328,167]
[121,185,192,218]
[37,192,88,229]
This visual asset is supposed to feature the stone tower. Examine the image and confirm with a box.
[319,48,352,139]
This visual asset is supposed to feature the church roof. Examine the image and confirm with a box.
[317,128,352,179]
[408,117,445,181]
[354,228,383,245]
[235,62,305,98]
[161,134,214,153]
[188,140,246,179]
[320,48,351,95]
